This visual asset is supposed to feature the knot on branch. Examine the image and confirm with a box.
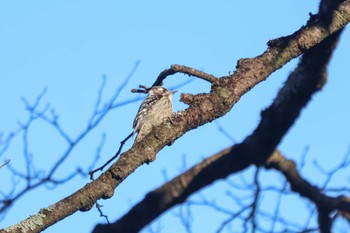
[180,93,195,105]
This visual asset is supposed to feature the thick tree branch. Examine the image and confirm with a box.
[93,2,347,232]
[93,147,234,233]
[93,148,350,233]
[2,1,350,232]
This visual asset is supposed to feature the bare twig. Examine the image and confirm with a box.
[89,132,133,180]
[95,202,110,224]
[152,64,218,87]
[0,62,140,216]
[0,160,10,169]
[131,85,151,94]
[265,151,350,228]
[4,1,350,231]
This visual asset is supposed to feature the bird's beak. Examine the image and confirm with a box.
[171,90,177,94]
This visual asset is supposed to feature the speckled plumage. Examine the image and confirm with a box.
[133,86,175,142]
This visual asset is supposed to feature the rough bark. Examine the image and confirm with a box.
[2,1,350,232]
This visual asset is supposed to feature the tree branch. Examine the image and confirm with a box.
[93,148,350,233]
[152,64,218,87]
[0,160,10,169]
[3,1,350,232]
[93,1,348,231]
[266,151,350,233]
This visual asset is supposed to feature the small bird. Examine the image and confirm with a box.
[133,86,176,143]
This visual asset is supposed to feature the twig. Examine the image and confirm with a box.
[131,85,150,94]
[89,132,133,180]
[0,160,10,169]
[152,64,218,87]
[131,76,195,95]
[95,202,110,224]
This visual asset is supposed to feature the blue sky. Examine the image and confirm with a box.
[1,1,349,232]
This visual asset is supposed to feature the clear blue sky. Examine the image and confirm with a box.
[1,1,349,232]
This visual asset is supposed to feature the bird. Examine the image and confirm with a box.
[133,86,176,143]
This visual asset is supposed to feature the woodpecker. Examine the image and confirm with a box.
[133,86,176,142]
